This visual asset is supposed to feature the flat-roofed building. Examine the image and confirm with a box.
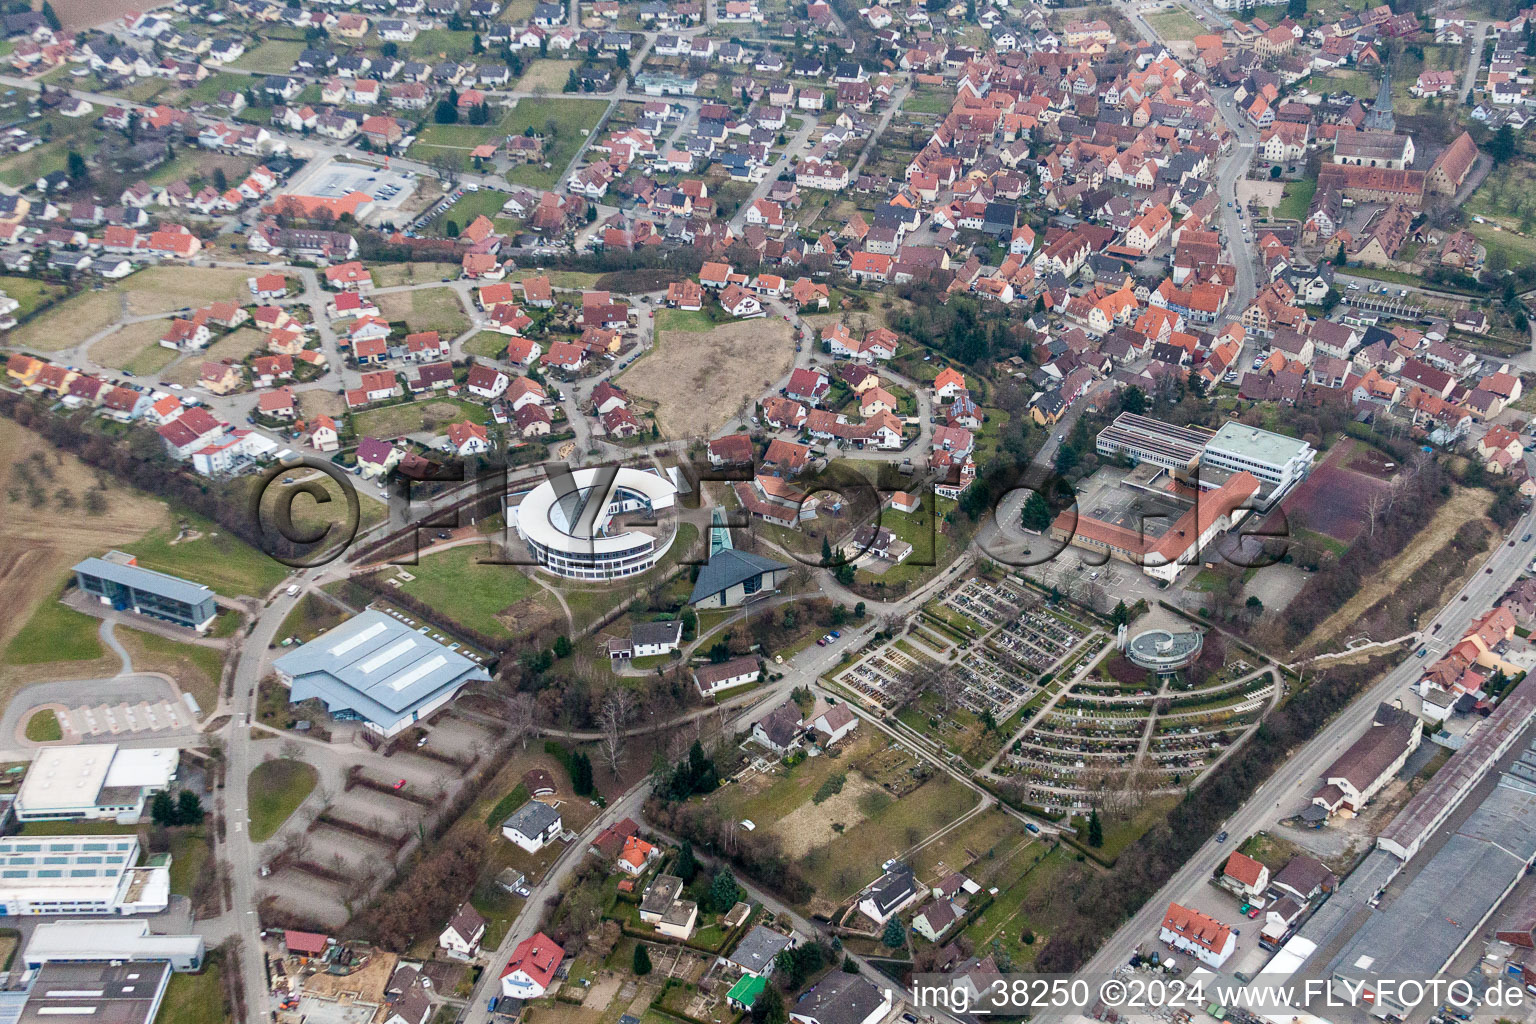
[1199,421,1315,509]
[22,920,204,974]
[16,745,178,824]
[272,609,491,738]
[16,962,172,1024]
[0,834,169,915]
[1095,413,1214,472]
[72,552,218,631]
[1331,774,1536,1017]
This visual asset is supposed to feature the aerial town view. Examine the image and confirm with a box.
[4,0,1536,1021]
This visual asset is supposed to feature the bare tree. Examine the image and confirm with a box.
[597,689,638,773]
[279,739,304,761]
[505,692,537,750]
[1364,491,1386,538]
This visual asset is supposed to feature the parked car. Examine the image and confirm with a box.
[393,779,407,790]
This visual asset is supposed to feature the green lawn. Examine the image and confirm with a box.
[277,592,349,645]
[23,709,60,742]
[408,27,479,58]
[1145,8,1206,40]
[128,514,289,598]
[1470,221,1536,266]
[1274,178,1317,221]
[158,963,230,1024]
[799,772,978,902]
[248,759,318,842]
[653,308,715,333]
[117,628,225,716]
[502,98,610,189]
[4,585,104,666]
[395,545,543,640]
[902,89,954,115]
[961,842,1074,969]
[229,38,306,73]
[352,397,490,438]
[125,345,178,377]
[0,275,66,317]
[167,826,211,897]
[427,188,511,232]
[463,332,513,358]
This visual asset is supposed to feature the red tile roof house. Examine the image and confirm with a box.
[466,364,510,400]
[257,387,297,420]
[1219,850,1269,898]
[500,932,564,999]
[709,432,755,466]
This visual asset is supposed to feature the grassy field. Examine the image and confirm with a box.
[167,825,211,897]
[88,320,173,373]
[116,628,225,716]
[229,37,306,73]
[352,397,489,439]
[429,188,513,232]
[960,842,1074,969]
[277,592,351,644]
[462,332,513,359]
[395,545,544,640]
[4,587,105,666]
[515,59,575,92]
[0,421,172,697]
[711,733,980,903]
[0,276,67,318]
[652,308,715,333]
[1466,158,1536,230]
[1470,221,1536,266]
[503,98,609,189]
[248,759,318,842]
[129,514,289,599]
[120,267,260,317]
[902,88,954,115]
[0,113,100,188]
[375,286,471,337]
[1274,178,1317,221]
[1145,8,1205,40]
[11,291,124,352]
[23,709,60,742]
[158,962,230,1024]
[620,316,795,438]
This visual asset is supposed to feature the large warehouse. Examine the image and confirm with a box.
[22,921,204,975]
[513,466,679,581]
[72,552,218,632]
[1330,771,1536,1018]
[272,610,492,738]
[0,834,169,916]
[15,745,178,824]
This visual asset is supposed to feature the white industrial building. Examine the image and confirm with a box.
[272,610,492,738]
[22,920,205,975]
[15,745,179,824]
[1199,421,1316,509]
[0,834,170,916]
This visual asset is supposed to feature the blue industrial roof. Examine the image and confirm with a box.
[73,557,215,607]
[273,610,490,728]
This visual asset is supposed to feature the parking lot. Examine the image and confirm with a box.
[281,155,418,223]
